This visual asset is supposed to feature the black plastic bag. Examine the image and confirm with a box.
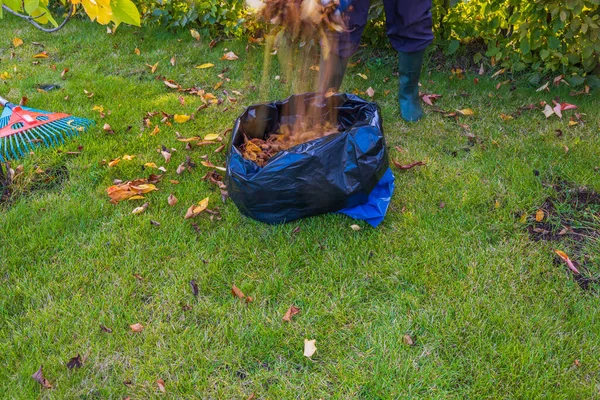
[225,93,388,224]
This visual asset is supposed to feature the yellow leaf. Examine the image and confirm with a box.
[185,197,209,219]
[190,29,200,41]
[144,162,158,169]
[33,52,49,59]
[356,73,367,80]
[13,38,24,47]
[204,133,219,141]
[92,105,104,112]
[122,154,136,161]
[214,81,223,90]
[195,63,215,69]
[108,158,121,167]
[134,47,141,55]
[128,195,145,200]
[174,114,191,124]
[494,200,500,209]
[150,125,160,135]
[535,209,545,222]
[568,120,578,126]
[458,109,475,116]
[146,62,158,74]
[131,203,148,215]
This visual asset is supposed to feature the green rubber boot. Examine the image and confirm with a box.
[398,50,425,122]
[318,52,350,93]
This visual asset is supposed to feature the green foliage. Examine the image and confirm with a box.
[135,0,247,37]
[367,0,600,75]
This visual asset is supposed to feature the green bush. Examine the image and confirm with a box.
[368,0,600,75]
[134,0,248,37]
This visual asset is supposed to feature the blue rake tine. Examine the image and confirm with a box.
[39,124,64,145]
[53,120,78,138]
[8,135,23,160]
[0,138,6,162]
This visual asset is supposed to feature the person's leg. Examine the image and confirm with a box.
[383,0,434,121]
[318,0,370,93]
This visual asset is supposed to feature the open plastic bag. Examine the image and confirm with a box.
[225,93,393,226]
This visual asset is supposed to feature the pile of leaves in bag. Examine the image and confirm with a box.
[238,119,341,167]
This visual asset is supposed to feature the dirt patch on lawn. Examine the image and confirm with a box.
[526,179,600,291]
[0,161,69,206]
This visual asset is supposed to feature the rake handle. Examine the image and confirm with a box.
[0,95,14,109]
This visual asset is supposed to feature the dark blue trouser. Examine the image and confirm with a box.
[336,0,434,58]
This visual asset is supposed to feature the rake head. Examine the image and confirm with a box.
[0,103,94,162]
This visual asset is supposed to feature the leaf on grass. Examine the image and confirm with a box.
[108,158,121,167]
[458,108,474,116]
[403,334,415,346]
[499,113,513,121]
[366,87,375,98]
[177,136,201,142]
[163,79,180,89]
[107,180,158,203]
[356,73,367,80]
[304,339,316,358]
[350,224,361,231]
[392,160,426,170]
[170,56,176,66]
[204,133,220,141]
[232,284,245,299]
[13,37,24,47]
[33,51,49,58]
[185,197,209,219]
[554,250,580,274]
[61,68,69,79]
[201,160,226,171]
[132,203,149,215]
[195,63,214,69]
[151,125,160,135]
[420,93,441,106]
[536,82,550,92]
[174,114,190,124]
[535,209,545,222]
[161,148,171,163]
[32,366,52,389]
[176,162,186,175]
[491,68,505,78]
[66,354,83,369]
[130,323,144,332]
[190,29,200,41]
[221,51,239,61]
[215,144,226,153]
[100,325,113,333]
[561,102,577,111]
[157,379,166,393]
[146,62,159,74]
[542,104,555,118]
[553,102,563,119]
[123,154,136,161]
[190,280,199,297]
[168,193,178,206]
[283,306,301,322]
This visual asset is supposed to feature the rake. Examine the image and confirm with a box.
[0,95,94,162]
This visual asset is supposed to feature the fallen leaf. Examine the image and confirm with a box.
[123,154,136,161]
[491,68,505,78]
[33,51,49,58]
[174,114,191,124]
[554,250,580,274]
[13,37,24,47]
[304,339,316,358]
[536,82,550,92]
[366,87,375,98]
[458,108,474,116]
[478,64,485,75]
[176,162,186,175]
[134,48,141,55]
[156,379,166,393]
[403,334,415,346]
[221,51,239,61]
[190,29,201,41]
[32,366,52,389]
[146,62,159,74]
[195,63,215,69]
[392,160,426,170]
[231,284,245,299]
[108,158,121,167]
[103,123,113,133]
[100,325,113,333]
[185,197,209,219]
[161,148,171,163]
[61,68,69,79]
[204,133,220,141]
[542,104,555,118]
[66,354,83,369]
[132,203,149,215]
[553,102,563,119]
[350,224,361,231]
[535,209,545,222]
[282,306,301,322]
[163,80,179,89]
[499,113,513,121]
[215,144,226,153]
[170,56,176,66]
[130,323,144,332]
[561,102,577,111]
[150,220,161,226]
[356,73,367,80]
[168,193,178,206]
[190,280,199,297]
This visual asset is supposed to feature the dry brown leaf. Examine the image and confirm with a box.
[554,250,580,274]
[231,284,245,299]
[130,323,144,332]
[304,339,317,358]
[157,379,166,393]
[161,148,172,163]
[168,193,178,206]
[132,203,149,215]
[221,51,239,61]
[282,305,301,322]
[366,87,375,98]
[66,354,83,369]
[170,56,176,66]
[146,62,159,74]
[403,334,415,346]
[392,160,426,170]
[176,162,186,175]
[134,47,141,55]
[184,197,209,219]
[32,366,52,389]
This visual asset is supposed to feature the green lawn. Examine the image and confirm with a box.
[1,15,600,399]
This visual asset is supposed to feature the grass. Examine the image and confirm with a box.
[1,15,600,399]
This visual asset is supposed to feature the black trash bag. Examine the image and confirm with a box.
[225,92,388,224]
